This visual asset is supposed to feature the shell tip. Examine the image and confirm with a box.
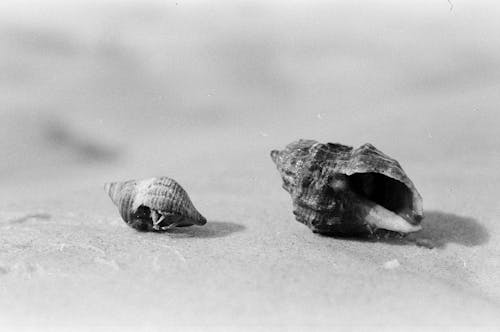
[104,182,115,197]
[270,150,279,163]
[198,216,207,225]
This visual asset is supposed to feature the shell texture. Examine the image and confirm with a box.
[105,177,207,232]
[271,139,423,237]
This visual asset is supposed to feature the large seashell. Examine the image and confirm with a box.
[104,177,207,232]
[271,139,423,237]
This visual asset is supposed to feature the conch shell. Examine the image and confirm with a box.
[271,140,423,237]
[105,177,207,232]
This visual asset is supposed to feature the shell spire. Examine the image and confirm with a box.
[105,177,207,232]
[271,139,423,237]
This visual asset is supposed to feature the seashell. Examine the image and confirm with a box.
[270,139,423,237]
[104,177,207,232]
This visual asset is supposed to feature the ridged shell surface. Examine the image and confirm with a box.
[271,139,423,237]
[105,177,207,231]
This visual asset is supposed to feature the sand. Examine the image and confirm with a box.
[1,1,500,331]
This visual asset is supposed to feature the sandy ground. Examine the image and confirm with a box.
[1,1,500,331]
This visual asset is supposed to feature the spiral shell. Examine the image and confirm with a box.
[271,139,423,237]
[104,177,207,232]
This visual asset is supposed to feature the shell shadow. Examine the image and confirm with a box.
[415,210,489,248]
[167,221,245,239]
[317,210,489,249]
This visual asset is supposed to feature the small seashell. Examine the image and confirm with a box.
[383,259,401,269]
[271,139,423,237]
[104,177,207,232]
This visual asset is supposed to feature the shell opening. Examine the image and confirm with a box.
[128,205,154,231]
[128,205,197,231]
[348,172,416,224]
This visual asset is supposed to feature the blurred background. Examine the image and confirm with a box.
[1,0,499,200]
